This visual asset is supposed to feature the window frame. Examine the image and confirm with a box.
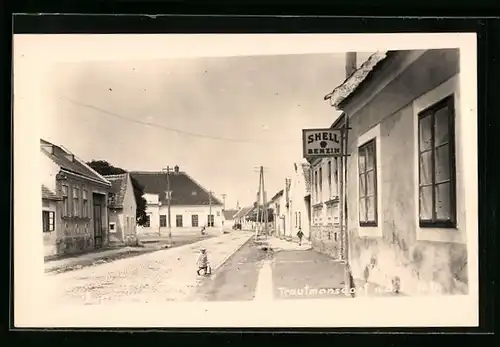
[42,210,55,232]
[358,139,378,227]
[417,95,457,229]
[73,186,80,217]
[159,214,167,227]
[192,214,199,227]
[61,184,69,217]
[176,214,183,227]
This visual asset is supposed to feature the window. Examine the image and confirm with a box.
[328,161,332,199]
[216,211,220,217]
[82,188,88,218]
[62,185,69,217]
[418,96,456,228]
[42,211,55,232]
[73,186,80,217]
[334,158,339,197]
[176,215,183,227]
[109,222,116,233]
[359,139,377,226]
[318,167,323,200]
[144,214,151,227]
[160,215,167,227]
[207,214,214,227]
[192,214,199,227]
[314,170,318,202]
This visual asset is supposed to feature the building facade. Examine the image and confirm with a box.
[105,173,138,246]
[269,189,284,236]
[325,49,470,295]
[283,161,312,242]
[131,166,223,234]
[41,139,112,257]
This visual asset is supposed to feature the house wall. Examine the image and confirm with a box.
[42,199,58,256]
[288,171,311,242]
[141,204,224,233]
[122,174,138,244]
[55,175,110,255]
[344,49,468,295]
[310,157,342,259]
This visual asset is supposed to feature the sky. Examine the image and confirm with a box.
[36,53,357,209]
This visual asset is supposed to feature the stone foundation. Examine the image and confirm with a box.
[311,224,341,260]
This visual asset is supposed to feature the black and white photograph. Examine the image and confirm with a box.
[14,33,478,327]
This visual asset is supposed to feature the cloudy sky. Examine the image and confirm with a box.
[34,53,354,208]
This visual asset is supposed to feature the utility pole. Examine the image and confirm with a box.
[162,166,172,244]
[208,190,212,227]
[261,166,269,238]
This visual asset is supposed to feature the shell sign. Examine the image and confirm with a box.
[302,128,343,158]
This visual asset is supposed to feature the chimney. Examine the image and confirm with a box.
[174,165,179,173]
[345,52,357,79]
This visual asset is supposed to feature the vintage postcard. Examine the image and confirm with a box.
[13,33,478,328]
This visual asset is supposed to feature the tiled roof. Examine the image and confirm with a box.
[324,51,389,109]
[233,206,254,219]
[104,173,128,209]
[42,185,61,200]
[222,209,239,220]
[130,171,223,206]
[40,139,111,186]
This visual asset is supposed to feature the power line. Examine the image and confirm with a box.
[60,95,291,146]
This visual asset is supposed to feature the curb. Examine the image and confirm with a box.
[212,233,254,273]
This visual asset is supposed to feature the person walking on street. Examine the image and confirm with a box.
[297,228,304,246]
[196,248,210,275]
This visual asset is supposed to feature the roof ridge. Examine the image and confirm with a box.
[104,173,128,178]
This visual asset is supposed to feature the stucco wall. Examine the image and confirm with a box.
[140,204,224,234]
[42,199,58,256]
[345,49,467,295]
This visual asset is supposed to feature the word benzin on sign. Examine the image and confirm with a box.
[302,128,343,158]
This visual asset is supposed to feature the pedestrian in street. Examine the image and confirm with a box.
[297,228,304,246]
[196,248,210,276]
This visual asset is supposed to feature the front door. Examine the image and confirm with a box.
[93,203,102,249]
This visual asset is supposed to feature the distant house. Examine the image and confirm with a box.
[131,166,223,233]
[323,49,470,295]
[222,209,239,227]
[269,189,284,236]
[104,173,138,246]
[40,139,112,257]
[284,161,312,242]
[233,206,255,230]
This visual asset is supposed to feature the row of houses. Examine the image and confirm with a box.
[41,139,223,257]
[266,49,469,296]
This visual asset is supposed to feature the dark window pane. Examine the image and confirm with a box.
[358,151,366,173]
[419,151,433,186]
[435,182,452,220]
[367,196,376,222]
[434,106,450,147]
[359,198,366,223]
[419,186,433,220]
[419,114,433,151]
[359,175,366,198]
[366,144,375,170]
[435,144,451,183]
[366,170,375,196]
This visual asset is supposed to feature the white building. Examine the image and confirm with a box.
[283,161,312,241]
[131,166,223,234]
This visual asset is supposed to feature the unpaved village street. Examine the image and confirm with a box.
[43,232,253,306]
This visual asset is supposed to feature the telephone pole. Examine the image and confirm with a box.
[162,166,172,244]
[254,166,269,238]
[208,190,213,227]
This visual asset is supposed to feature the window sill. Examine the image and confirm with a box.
[325,197,340,205]
[62,216,91,221]
[312,203,323,209]
[416,227,465,244]
[358,225,383,238]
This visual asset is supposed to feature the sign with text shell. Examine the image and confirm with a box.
[302,128,343,158]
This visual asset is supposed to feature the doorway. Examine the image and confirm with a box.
[93,203,102,249]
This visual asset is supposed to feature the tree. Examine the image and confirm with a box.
[87,160,149,226]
